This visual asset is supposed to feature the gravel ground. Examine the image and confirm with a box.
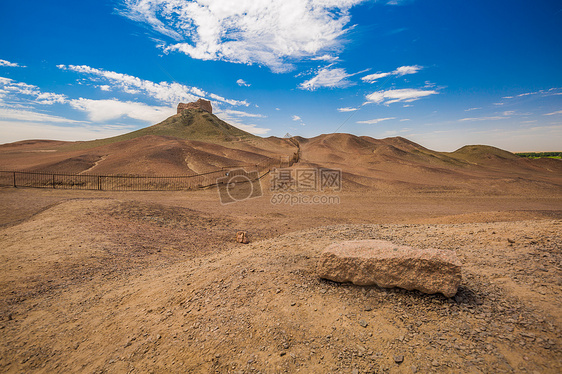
[0,196,559,373]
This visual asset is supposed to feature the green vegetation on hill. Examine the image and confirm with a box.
[448,145,519,162]
[62,109,258,151]
[516,152,562,159]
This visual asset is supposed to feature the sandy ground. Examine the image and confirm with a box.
[0,187,561,373]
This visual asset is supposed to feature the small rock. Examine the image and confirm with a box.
[394,355,404,364]
[359,320,368,328]
[507,238,515,244]
[236,231,250,244]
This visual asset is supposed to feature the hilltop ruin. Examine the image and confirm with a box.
[177,99,212,114]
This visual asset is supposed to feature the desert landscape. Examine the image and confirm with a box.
[0,105,561,373]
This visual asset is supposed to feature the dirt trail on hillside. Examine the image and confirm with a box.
[0,194,560,373]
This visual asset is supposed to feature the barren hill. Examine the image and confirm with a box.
[0,109,298,175]
[297,133,562,194]
[1,112,561,194]
[69,108,260,150]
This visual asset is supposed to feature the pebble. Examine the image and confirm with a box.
[394,355,404,364]
[359,320,368,328]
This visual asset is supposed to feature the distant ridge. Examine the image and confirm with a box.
[449,145,520,163]
[1,112,560,194]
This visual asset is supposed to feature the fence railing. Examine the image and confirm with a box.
[0,157,295,192]
[0,170,234,191]
[0,143,302,192]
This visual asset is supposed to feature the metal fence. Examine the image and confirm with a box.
[0,148,300,192]
[0,162,285,191]
[0,169,272,191]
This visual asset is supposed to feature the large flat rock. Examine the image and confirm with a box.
[317,240,462,297]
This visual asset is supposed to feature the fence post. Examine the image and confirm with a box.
[13,171,16,188]
[52,174,56,189]
[97,176,101,190]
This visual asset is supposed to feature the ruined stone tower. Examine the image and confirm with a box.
[177,99,212,114]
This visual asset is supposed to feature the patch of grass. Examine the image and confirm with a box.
[516,152,562,159]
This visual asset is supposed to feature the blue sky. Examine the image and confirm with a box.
[1,0,561,151]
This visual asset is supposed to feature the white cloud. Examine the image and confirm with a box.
[232,123,271,135]
[458,116,508,122]
[357,117,395,124]
[361,72,391,83]
[299,67,352,90]
[503,89,554,99]
[365,88,437,105]
[386,0,412,5]
[0,108,84,123]
[99,85,111,91]
[337,107,358,112]
[465,107,482,112]
[217,109,265,118]
[0,76,67,105]
[118,0,365,72]
[36,92,68,105]
[362,65,422,83]
[212,108,270,135]
[0,77,39,97]
[292,115,301,121]
[544,110,562,116]
[0,59,24,68]
[311,55,339,62]
[393,65,422,76]
[236,79,250,87]
[0,121,135,144]
[58,64,248,106]
[69,98,175,123]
